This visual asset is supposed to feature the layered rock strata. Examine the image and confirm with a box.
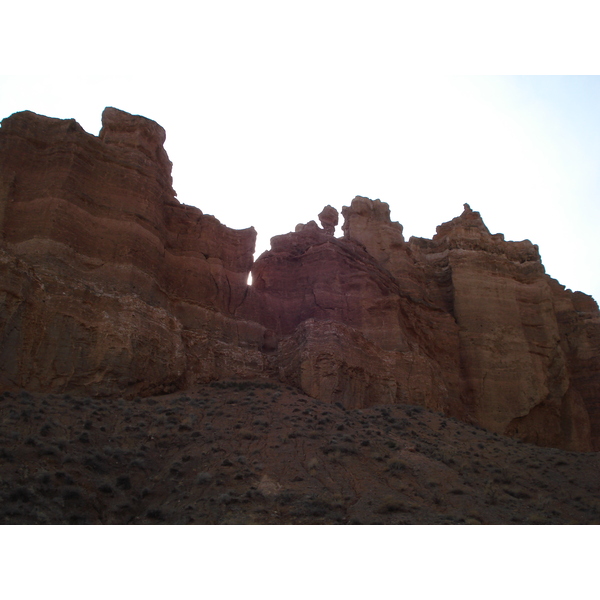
[244,201,464,419]
[248,198,600,451]
[1,108,599,451]
[0,108,267,396]
[410,205,597,451]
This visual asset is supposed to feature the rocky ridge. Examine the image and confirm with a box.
[1,108,599,452]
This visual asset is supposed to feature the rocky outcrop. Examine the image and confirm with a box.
[410,204,596,451]
[246,198,600,451]
[277,319,457,412]
[0,108,266,396]
[318,205,339,236]
[1,109,599,451]
[244,200,464,418]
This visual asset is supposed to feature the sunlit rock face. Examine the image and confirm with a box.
[1,109,599,451]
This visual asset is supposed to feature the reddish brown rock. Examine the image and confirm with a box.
[0,108,266,396]
[410,204,597,451]
[341,196,437,303]
[244,201,464,417]
[548,280,600,450]
[1,109,599,452]
[247,198,600,450]
[318,205,338,236]
[277,319,457,414]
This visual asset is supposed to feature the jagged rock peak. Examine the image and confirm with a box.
[0,110,88,138]
[423,202,542,265]
[100,107,166,150]
[99,107,173,186]
[294,220,321,234]
[274,206,340,252]
[342,196,398,226]
[318,205,339,236]
[433,202,491,241]
[341,196,405,250]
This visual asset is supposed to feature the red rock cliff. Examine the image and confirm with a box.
[0,108,266,396]
[1,109,599,451]
[410,204,598,451]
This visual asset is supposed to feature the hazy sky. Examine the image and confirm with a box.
[2,3,599,302]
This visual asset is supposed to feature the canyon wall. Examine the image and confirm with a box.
[0,108,268,397]
[1,108,599,451]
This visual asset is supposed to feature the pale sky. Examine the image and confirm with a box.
[1,2,599,303]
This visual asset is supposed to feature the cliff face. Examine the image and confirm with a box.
[1,109,599,451]
[244,201,463,419]
[0,108,266,396]
[411,205,596,451]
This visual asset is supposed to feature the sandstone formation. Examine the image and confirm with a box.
[1,108,599,452]
[318,204,339,235]
[0,108,267,397]
[410,205,598,451]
